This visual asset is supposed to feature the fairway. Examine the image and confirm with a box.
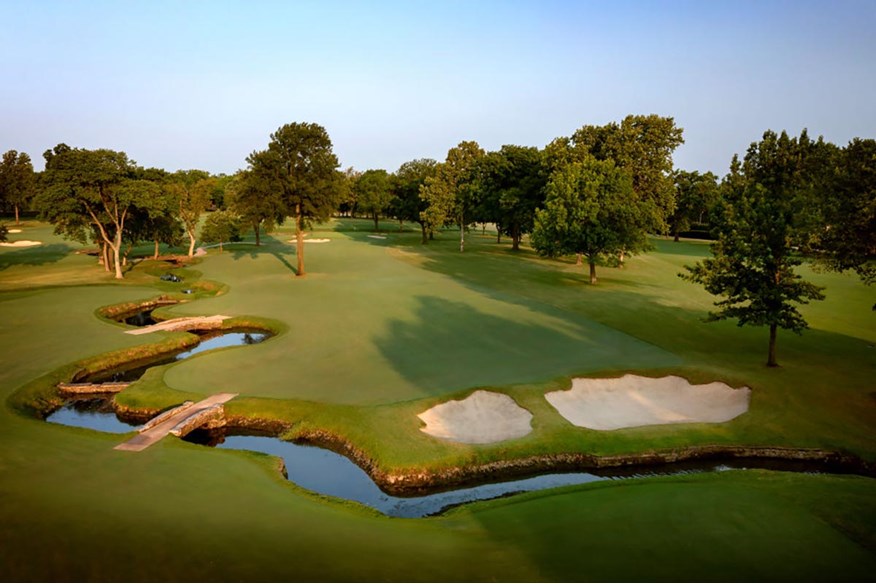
[1,218,874,581]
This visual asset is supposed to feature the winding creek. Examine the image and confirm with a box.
[44,306,862,519]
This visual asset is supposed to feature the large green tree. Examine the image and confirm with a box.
[0,150,37,225]
[248,122,341,276]
[225,165,284,246]
[354,169,393,231]
[476,145,548,250]
[420,140,485,251]
[813,138,876,286]
[200,210,242,252]
[389,158,437,243]
[164,170,214,257]
[570,115,684,235]
[682,130,827,367]
[40,147,156,279]
[669,170,719,241]
[531,157,648,284]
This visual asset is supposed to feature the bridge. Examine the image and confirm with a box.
[114,393,238,452]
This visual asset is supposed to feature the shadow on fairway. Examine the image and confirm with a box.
[374,294,679,393]
[0,243,73,271]
[228,235,298,275]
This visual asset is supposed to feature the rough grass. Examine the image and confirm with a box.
[1,217,874,581]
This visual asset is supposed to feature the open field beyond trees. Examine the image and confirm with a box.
[1,217,874,581]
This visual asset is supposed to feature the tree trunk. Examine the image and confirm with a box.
[373,212,379,232]
[153,239,160,259]
[398,219,403,232]
[102,243,110,272]
[673,231,680,242]
[14,205,20,225]
[420,223,428,244]
[459,219,465,252]
[295,203,305,277]
[618,250,625,267]
[767,323,779,367]
[219,240,224,253]
[187,230,196,257]
[511,224,520,251]
[429,230,434,241]
[254,222,261,246]
[112,231,123,279]
[576,252,583,267]
[589,260,597,285]
[497,231,501,244]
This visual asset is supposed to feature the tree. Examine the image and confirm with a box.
[200,210,241,252]
[681,130,827,367]
[40,147,146,279]
[813,138,876,286]
[476,145,548,250]
[165,170,214,257]
[248,122,341,277]
[390,158,437,243]
[531,157,649,284]
[0,150,37,225]
[354,169,393,231]
[226,166,284,246]
[571,115,684,235]
[420,140,485,251]
[669,170,719,241]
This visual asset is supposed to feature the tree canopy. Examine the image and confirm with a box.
[0,150,37,225]
[669,170,719,241]
[354,169,393,231]
[682,130,827,366]
[248,122,341,276]
[389,158,437,243]
[531,157,647,284]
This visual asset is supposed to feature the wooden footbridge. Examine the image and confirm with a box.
[114,393,238,452]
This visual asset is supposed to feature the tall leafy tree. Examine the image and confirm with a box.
[0,150,37,225]
[669,170,719,241]
[200,210,242,252]
[476,145,548,250]
[40,147,153,279]
[165,170,214,257]
[248,122,341,276]
[531,157,648,284]
[354,169,393,231]
[571,115,684,235]
[813,138,876,286]
[389,158,437,243]
[225,165,284,246]
[682,130,826,367]
[420,140,485,251]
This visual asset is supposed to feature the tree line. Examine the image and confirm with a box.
[1,118,872,366]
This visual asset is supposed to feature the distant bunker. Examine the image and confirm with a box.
[418,390,533,444]
[546,374,751,431]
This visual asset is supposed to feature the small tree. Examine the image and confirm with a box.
[225,166,284,246]
[200,210,241,252]
[354,169,393,231]
[389,159,437,243]
[0,150,37,225]
[165,170,214,257]
[681,130,826,367]
[531,157,648,284]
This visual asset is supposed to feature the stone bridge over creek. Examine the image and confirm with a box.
[114,393,238,452]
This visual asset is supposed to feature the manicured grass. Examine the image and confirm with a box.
[1,217,874,581]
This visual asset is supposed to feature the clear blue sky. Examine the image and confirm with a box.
[2,0,874,176]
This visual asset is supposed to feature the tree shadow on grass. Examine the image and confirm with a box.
[226,235,299,275]
[0,244,74,271]
[373,295,679,395]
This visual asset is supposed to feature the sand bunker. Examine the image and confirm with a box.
[8,229,22,233]
[418,390,533,444]
[287,238,331,244]
[0,240,41,247]
[545,375,750,431]
[367,235,387,240]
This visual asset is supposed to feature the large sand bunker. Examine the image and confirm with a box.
[418,390,533,444]
[0,240,41,247]
[545,375,750,431]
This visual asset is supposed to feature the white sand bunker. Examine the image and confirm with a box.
[418,390,533,444]
[287,238,330,244]
[545,375,751,431]
[8,229,22,233]
[0,240,42,247]
[367,234,386,240]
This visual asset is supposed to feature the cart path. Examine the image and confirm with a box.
[114,393,238,452]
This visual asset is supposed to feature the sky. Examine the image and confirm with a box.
[2,0,875,176]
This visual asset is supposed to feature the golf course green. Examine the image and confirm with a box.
[1,217,874,581]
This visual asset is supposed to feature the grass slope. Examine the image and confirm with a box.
[1,217,873,581]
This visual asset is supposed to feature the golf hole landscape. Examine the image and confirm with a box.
[2,5,875,581]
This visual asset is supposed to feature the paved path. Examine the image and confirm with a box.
[114,393,238,452]
[125,315,231,335]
